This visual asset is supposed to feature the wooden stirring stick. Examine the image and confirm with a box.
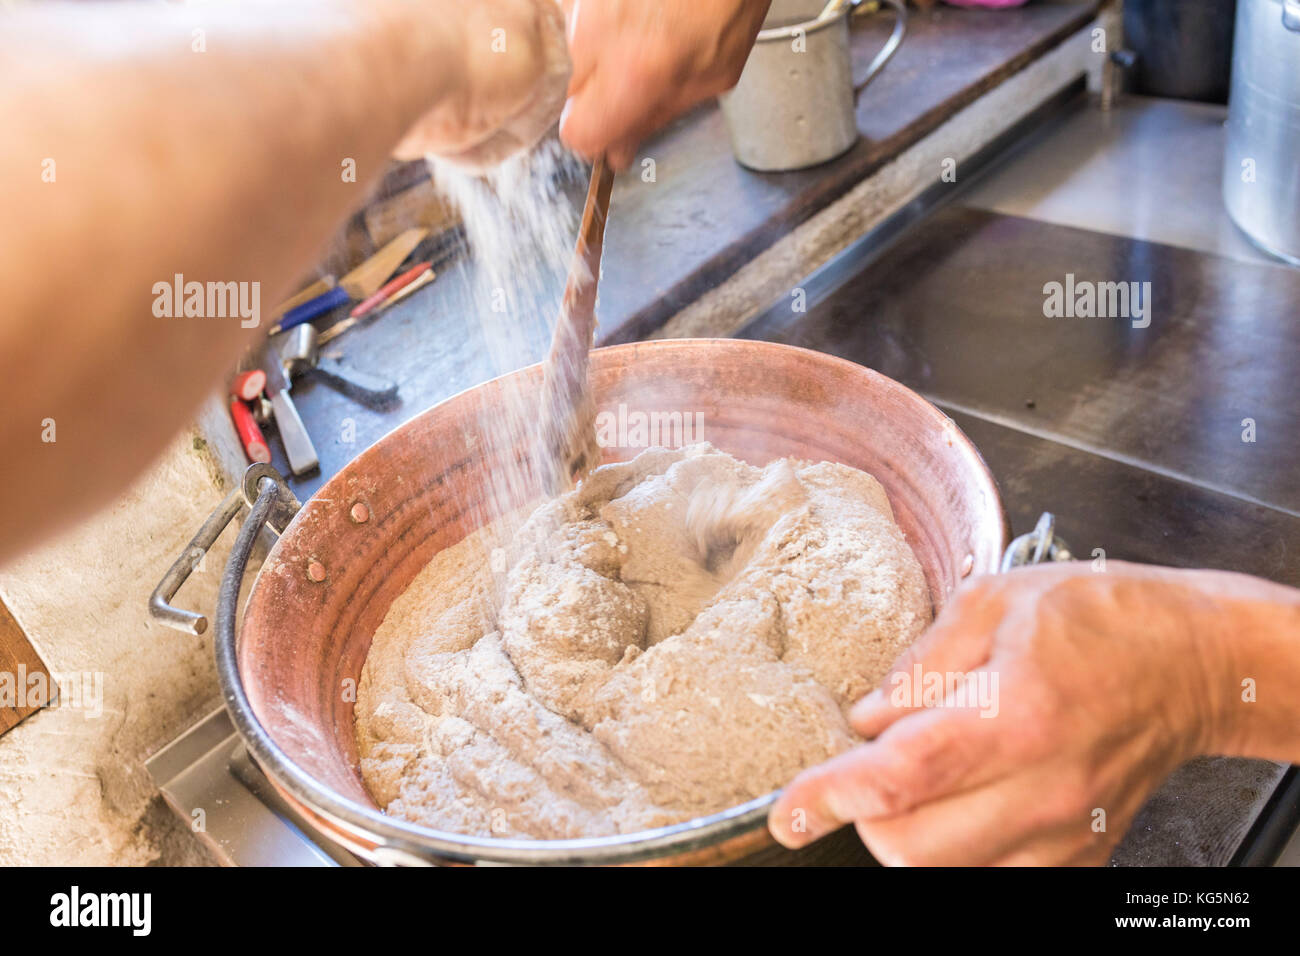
[537,156,616,493]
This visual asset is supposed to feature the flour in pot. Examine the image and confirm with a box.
[355,443,932,839]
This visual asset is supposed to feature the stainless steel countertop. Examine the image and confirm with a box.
[963,94,1272,266]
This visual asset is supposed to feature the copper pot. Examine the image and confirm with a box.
[216,339,1010,865]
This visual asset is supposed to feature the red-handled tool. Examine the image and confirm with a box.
[230,398,271,464]
[230,369,267,403]
[349,261,434,320]
[315,265,437,348]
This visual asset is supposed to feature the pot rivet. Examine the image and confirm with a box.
[960,553,974,577]
[307,560,327,583]
[350,502,370,524]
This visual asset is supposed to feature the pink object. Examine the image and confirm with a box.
[229,398,271,465]
[229,369,267,402]
[943,0,1030,8]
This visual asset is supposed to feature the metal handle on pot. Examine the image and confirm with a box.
[206,483,450,867]
[1000,512,1072,573]
[851,0,907,101]
[148,463,301,635]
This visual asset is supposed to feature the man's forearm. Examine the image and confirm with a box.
[0,1,455,564]
[1195,570,1300,762]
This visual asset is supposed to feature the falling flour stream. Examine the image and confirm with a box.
[426,141,584,588]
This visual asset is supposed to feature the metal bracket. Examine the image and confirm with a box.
[1000,512,1072,573]
[239,463,301,536]
[149,464,301,635]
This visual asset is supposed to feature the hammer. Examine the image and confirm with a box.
[278,323,399,408]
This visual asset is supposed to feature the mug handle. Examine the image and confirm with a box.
[851,0,908,103]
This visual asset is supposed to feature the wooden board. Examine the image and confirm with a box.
[0,599,53,736]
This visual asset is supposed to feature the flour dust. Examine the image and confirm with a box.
[427,140,584,595]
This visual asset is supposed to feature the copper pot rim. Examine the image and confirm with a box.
[222,338,1011,865]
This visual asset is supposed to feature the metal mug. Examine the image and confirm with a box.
[720,0,907,172]
[1222,0,1300,265]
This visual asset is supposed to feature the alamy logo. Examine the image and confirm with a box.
[152,273,260,328]
[1042,273,1151,329]
[889,664,1000,718]
[0,666,102,719]
[50,886,151,936]
[595,403,704,450]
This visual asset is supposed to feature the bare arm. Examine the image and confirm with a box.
[1207,570,1300,762]
[769,562,1300,864]
[0,0,554,564]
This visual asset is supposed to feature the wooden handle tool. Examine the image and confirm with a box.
[537,157,615,493]
[269,228,430,335]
